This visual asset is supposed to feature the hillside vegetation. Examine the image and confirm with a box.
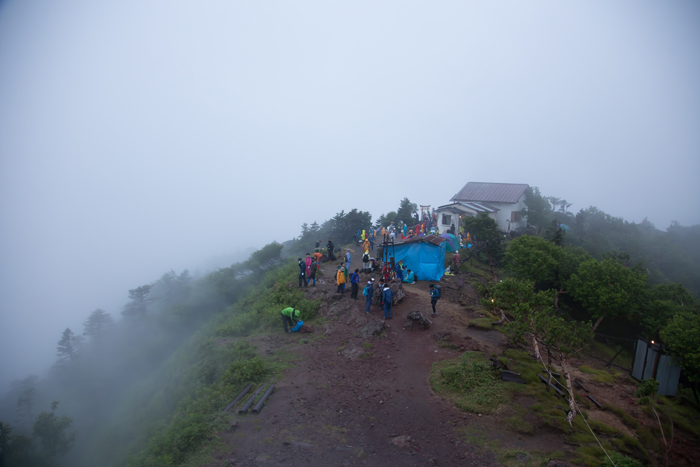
[1,197,699,467]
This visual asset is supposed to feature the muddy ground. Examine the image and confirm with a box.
[207,244,699,467]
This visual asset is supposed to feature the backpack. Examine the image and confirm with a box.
[362,286,369,296]
[362,253,369,263]
[433,285,442,299]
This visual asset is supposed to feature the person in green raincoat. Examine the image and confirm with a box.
[281,307,300,334]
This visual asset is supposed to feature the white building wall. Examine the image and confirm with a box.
[486,196,527,232]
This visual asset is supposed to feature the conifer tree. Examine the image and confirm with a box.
[83,309,113,341]
[56,328,79,362]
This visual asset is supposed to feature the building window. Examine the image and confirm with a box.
[511,211,521,222]
[442,214,452,225]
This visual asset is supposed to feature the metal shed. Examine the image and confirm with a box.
[631,339,681,396]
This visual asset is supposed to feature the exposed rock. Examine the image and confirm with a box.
[300,324,314,333]
[390,435,411,448]
[338,344,365,360]
[433,331,452,341]
[358,319,386,339]
[324,324,335,335]
[404,311,431,331]
[372,280,405,306]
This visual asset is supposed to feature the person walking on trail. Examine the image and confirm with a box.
[369,230,375,250]
[305,253,313,276]
[361,251,371,273]
[361,230,366,241]
[345,251,351,275]
[362,237,370,253]
[298,258,307,288]
[336,266,346,294]
[429,284,440,316]
[327,238,336,261]
[281,306,300,334]
[350,269,360,299]
[308,260,318,286]
[363,280,374,313]
[315,239,321,249]
[452,250,460,272]
[382,284,394,319]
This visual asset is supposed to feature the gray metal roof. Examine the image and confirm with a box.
[437,201,498,215]
[451,182,529,204]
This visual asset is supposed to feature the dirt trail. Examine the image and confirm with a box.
[210,244,549,466]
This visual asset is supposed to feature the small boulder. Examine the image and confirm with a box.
[358,319,386,339]
[390,435,411,448]
[404,311,431,330]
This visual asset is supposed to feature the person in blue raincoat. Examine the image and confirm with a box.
[363,280,374,313]
[382,285,394,319]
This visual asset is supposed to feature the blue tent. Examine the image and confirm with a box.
[389,235,447,281]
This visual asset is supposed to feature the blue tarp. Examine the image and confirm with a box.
[392,241,446,282]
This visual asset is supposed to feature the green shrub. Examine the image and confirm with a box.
[430,352,506,414]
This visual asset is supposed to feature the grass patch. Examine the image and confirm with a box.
[438,338,457,349]
[430,351,506,414]
[469,318,494,330]
[602,403,639,429]
[578,365,620,383]
[362,342,373,350]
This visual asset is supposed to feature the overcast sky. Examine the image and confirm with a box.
[1,0,699,391]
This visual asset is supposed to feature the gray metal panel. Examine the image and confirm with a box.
[656,355,681,396]
[632,340,647,380]
[642,347,657,380]
[451,182,529,204]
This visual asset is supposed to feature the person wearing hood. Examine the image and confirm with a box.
[336,265,346,294]
[305,253,313,276]
[281,306,301,334]
[363,280,374,313]
[403,268,415,284]
[298,258,307,288]
[382,284,394,319]
[362,237,370,252]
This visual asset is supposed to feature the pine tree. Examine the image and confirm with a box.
[56,328,78,362]
[121,284,152,317]
[82,309,113,341]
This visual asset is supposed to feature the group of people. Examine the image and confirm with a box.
[297,251,323,287]
[354,221,439,245]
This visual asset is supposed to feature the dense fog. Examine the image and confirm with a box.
[1,0,699,405]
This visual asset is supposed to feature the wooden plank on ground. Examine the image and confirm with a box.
[538,374,565,397]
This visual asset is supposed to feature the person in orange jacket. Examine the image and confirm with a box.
[336,265,346,294]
